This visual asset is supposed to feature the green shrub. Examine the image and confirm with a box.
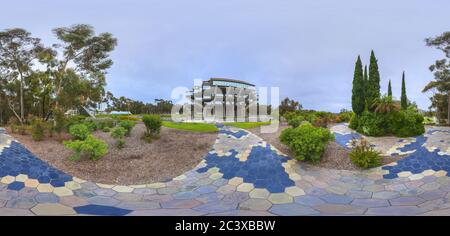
[82,120,98,132]
[111,127,127,138]
[356,111,388,137]
[287,116,304,128]
[280,122,334,162]
[102,127,111,132]
[117,115,139,121]
[111,127,127,149]
[65,115,87,129]
[387,110,425,137]
[119,120,136,136]
[69,124,90,140]
[423,116,436,125]
[337,111,354,123]
[348,113,359,129]
[64,135,108,161]
[31,119,46,141]
[117,139,125,149]
[84,117,116,130]
[349,109,425,138]
[283,111,301,122]
[349,139,382,168]
[142,115,162,136]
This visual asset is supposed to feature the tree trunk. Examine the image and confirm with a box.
[19,74,24,124]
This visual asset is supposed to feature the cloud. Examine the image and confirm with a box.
[1,0,448,112]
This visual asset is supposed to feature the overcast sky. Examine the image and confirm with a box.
[1,0,449,112]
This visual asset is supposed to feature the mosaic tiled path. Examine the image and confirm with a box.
[1,124,450,216]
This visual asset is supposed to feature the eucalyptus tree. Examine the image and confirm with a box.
[44,24,117,114]
[0,28,43,124]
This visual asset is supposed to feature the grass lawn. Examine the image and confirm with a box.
[162,121,218,132]
[223,121,272,129]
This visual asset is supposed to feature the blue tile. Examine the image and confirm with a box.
[197,128,295,193]
[7,181,25,191]
[74,204,133,216]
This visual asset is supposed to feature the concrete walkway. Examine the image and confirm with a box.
[1,124,450,216]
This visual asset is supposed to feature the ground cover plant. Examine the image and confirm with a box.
[349,138,382,168]
[64,135,108,161]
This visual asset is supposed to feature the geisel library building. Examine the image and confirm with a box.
[186,78,270,122]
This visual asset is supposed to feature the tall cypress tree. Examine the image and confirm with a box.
[367,50,381,110]
[401,71,408,109]
[388,80,392,97]
[363,65,368,109]
[352,56,365,115]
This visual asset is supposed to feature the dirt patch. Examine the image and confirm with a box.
[8,123,217,185]
[247,123,404,171]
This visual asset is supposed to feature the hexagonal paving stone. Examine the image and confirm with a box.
[294,195,326,206]
[114,192,143,202]
[239,199,272,211]
[7,181,25,191]
[94,188,118,197]
[37,184,54,193]
[88,196,120,206]
[285,186,305,197]
[58,196,89,207]
[1,176,15,184]
[228,177,244,186]
[389,196,425,206]
[96,183,114,188]
[249,188,270,199]
[372,191,400,200]
[133,188,156,195]
[161,199,203,209]
[217,185,236,195]
[24,179,39,188]
[15,174,28,182]
[116,201,160,210]
[320,194,353,204]
[269,203,319,216]
[351,198,390,208]
[6,196,37,209]
[112,185,134,193]
[236,183,254,192]
[209,173,224,180]
[146,182,166,189]
[31,203,76,215]
[72,177,87,184]
[365,206,428,216]
[65,181,81,190]
[53,187,73,197]
[268,193,293,204]
[313,204,366,215]
[35,193,59,203]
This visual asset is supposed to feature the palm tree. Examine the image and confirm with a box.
[371,95,400,114]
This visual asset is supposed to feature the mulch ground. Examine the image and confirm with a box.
[8,123,217,185]
[247,123,405,171]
